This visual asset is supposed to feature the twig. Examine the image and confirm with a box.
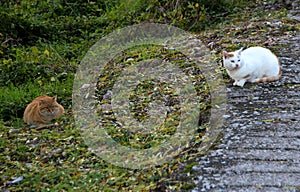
[175,0,180,10]
[49,44,68,66]
[1,38,14,45]
[35,124,60,130]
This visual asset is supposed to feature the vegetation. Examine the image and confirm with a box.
[1,0,298,191]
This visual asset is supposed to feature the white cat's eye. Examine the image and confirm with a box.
[230,60,234,63]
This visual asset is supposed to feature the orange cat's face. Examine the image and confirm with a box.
[24,95,64,125]
[39,97,62,117]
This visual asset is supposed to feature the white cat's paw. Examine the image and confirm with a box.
[250,78,259,83]
[234,80,246,87]
[236,82,245,87]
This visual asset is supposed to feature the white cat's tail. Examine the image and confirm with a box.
[253,68,282,83]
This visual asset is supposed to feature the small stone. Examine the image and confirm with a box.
[253,111,260,115]
[81,83,90,89]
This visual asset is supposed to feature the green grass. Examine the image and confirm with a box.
[1,0,298,191]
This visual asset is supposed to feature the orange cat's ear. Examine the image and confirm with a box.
[39,100,44,105]
[52,96,57,102]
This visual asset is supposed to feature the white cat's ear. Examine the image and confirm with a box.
[237,47,244,55]
[223,51,228,58]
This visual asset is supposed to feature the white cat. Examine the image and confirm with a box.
[223,46,282,87]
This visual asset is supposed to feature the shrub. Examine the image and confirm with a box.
[0,44,76,86]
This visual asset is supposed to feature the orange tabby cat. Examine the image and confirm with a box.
[23,95,64,125]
